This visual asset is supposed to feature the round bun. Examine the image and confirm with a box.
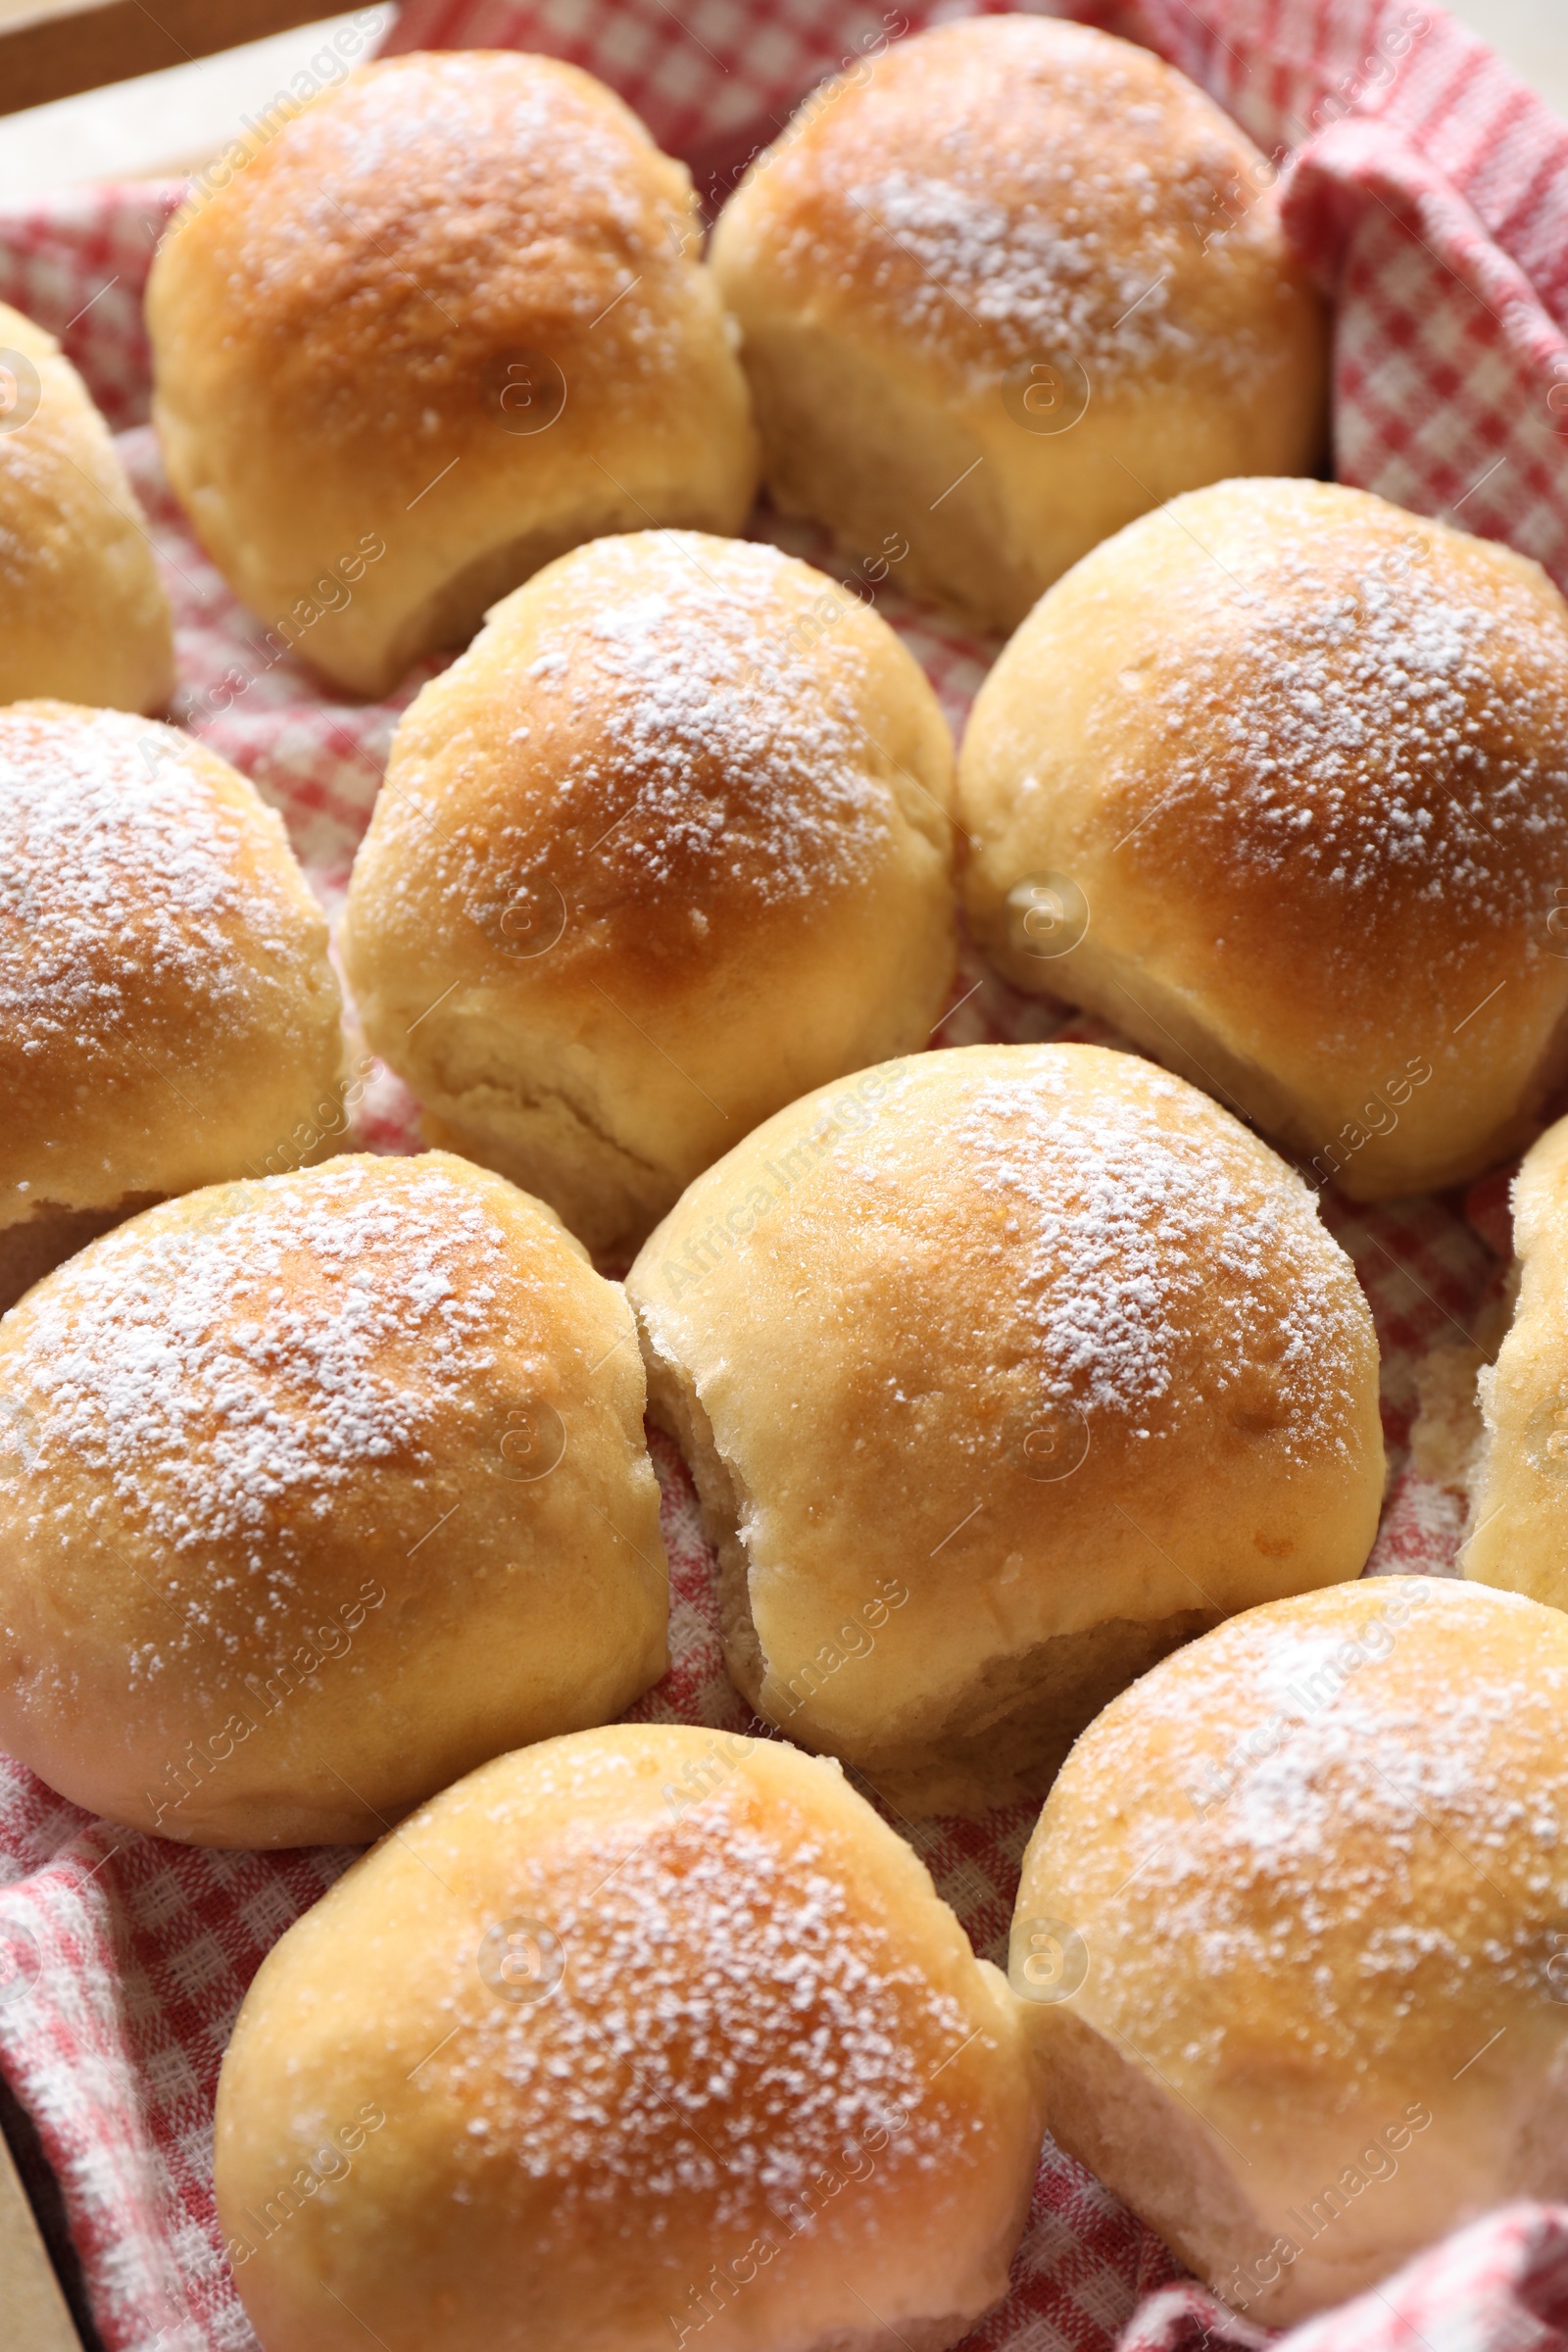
[1462,1108,1568,1597]
[216,1725,1040,2352]
[958,479,1568,1200]
[1011,1579,1568,2323]
[709,16,1324,635]
[341,530,956,1258]
[147,52,759,698]
[0,702,346,1313]
[0,1152,667,1845]
[0,304,172,711]
[625,1042,1383,1815]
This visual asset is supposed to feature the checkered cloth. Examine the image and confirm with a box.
[0,3,1563,2348]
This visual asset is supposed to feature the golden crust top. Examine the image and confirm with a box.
[713,16,1305,403]
[347,530,953,1004]
[0,1152,601,1570]
[630,1044,1383,1750]
[1075,482,1568,1044]
[640,1041,1374,1476]
[217,1729,1036,2344]
[0,1154,667,1841]
[146,53,759,697]
[957,480,1568,1196]
[153,52,705,466]
[0,702,341,1223]
[365,1740,991,2217]
[1018,1579,1568,2113]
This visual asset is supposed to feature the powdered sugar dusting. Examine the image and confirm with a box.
[1058,1585,1568,2063]
[245,69,644,297]
[433,1779,979,2224]
[9,1158,510,1575]
[195,52,692,401]
[454,535,891,924]
[843,157,1196,380]
[0,706,294,1058]
[949,1061,1365,1454]
[763,19,1285,394]
[1120,521,1568,936]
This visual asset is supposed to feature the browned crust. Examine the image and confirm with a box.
[714,16,1316,405]
[147,53,759,693]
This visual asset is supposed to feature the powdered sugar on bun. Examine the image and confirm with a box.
[0,1152,667,1845]
[959,478,1568,1200]
[1102,489,1568,927]
[954,1062,1365,1453]
[148,52,758,696]
[342,531,956,1258]
[215,1728,1041,2351]
[3,705,300,1054]
[442,534,906,924]
[630,1043,1383,1815]
[12,1154,515,1569]
[0,701,344,1252]
[736,17,1295,399]
[1014,1579,1568,2324]
[710,17,1325,634]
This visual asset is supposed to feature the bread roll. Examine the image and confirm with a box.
[1010,1579,1568,2323]
[341,531,956,1258]
[625,1043,1383,1814]
[1462,1109,1568,1597]
[709,16,1325,635]
[0,1153,667,1845]
[146,51,758,699]
[216,1725,1041,2352]
[959,479,1568,1200]
[0,303,172,711]
[0,701,346,1313]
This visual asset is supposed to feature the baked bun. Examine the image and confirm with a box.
[1462,1109,1568,1596]
[216,1725,1041,2352]
[959,479,1568,1200]
[0,304,172,711]
[0,1153,667,1845]
[147,52,758,699]
[341,531,956,1258]
[0,702,346,1313]
[1011,1578,1568,2323]
[709,17,1324,635]
[625,1043,1383,1814]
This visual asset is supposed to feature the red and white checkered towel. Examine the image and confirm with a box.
[0,4,1563,2349]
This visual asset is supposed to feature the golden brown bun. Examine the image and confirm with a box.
[216,1725,1041,2352]
[1462,1109,1568,1595]
[625,1043,1383,1814]
[0,702,345,1309]
[341,531,956,1258]
[0,1153,667,1845]
[0,304,172,711]
[959,479,1568,1200]
[147,52,759,699]
[709,17,1325,634]
[1011,1579,1568,2323]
